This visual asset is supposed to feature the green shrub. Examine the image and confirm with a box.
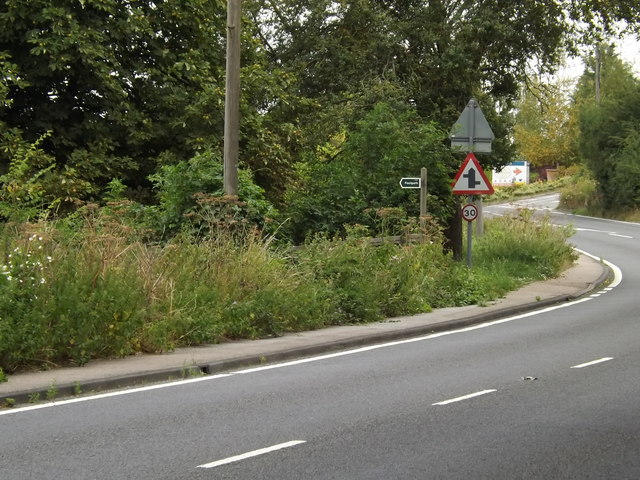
[148,150,277,238]
[0,204,578,374]
[559,171,599,213]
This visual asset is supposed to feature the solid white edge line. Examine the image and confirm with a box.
[1,250,621,417]
[573,248,623,288]
[571,357,614,369]
[197,440,306,469]
[0,373,233,417]
[0,298,596,417]
[569,213,640,226]
[432,389,497,406]
[232,298,594,376]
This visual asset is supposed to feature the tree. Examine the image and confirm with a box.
[250,0,640,175]
[566,0,640,41]
[251,0,575,253]
[0,0,228,211]
[514,78,579,169]
[575,47,640,209]
[3,0,640,237]
[283,101,455,242]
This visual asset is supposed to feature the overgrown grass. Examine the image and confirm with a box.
[474,209,577,297]
[0,207,576,374]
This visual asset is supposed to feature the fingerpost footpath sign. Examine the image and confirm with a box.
[398,168,428,230]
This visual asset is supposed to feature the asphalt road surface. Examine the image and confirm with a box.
[2,193,640,479]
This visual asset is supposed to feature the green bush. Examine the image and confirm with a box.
[559,171,599,213]
[0,205,578,373]
[147,150,277,238]
[295,231,489,323]
[282,102,454,242]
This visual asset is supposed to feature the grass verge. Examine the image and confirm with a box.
[0,208,576,373]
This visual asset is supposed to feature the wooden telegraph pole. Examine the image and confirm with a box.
[224,0,241,196]
[595,43,602,104]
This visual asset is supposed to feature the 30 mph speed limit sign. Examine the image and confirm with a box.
[461,203,478,222]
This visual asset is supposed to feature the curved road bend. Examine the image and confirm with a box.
[2,193,640,479]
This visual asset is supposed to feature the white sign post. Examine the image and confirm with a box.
[399,178,421,189]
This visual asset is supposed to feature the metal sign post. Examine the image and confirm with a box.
[461,202,479,267]
[449,98,495,267]
[451,156,492,267]
[450,98,495,153]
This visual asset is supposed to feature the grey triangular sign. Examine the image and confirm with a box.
[449,98,495,153]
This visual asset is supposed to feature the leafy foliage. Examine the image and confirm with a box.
[566,0,640,42]
[138,149,277,238]
[475,209,577,284]
[0,0,228,206]
[283,101,454,242]
[575,48,640,209]
[0,209,577,373]
[514,79,579,168]
[1,0,637,228]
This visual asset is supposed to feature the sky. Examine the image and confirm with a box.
[559,34,640,80]
[618,35,640,73]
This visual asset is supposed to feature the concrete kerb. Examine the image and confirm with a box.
[198,263,611,376]
[0,255,611,407]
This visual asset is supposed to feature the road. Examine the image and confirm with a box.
[2,193,640,479]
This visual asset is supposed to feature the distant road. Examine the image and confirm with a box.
[486,192,560,212]
[3,193,640,479]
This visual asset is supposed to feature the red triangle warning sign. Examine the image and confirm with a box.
[451,153,494,195]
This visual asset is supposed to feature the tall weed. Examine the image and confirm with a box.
[474,209,577,294]
[0,206,578,373]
